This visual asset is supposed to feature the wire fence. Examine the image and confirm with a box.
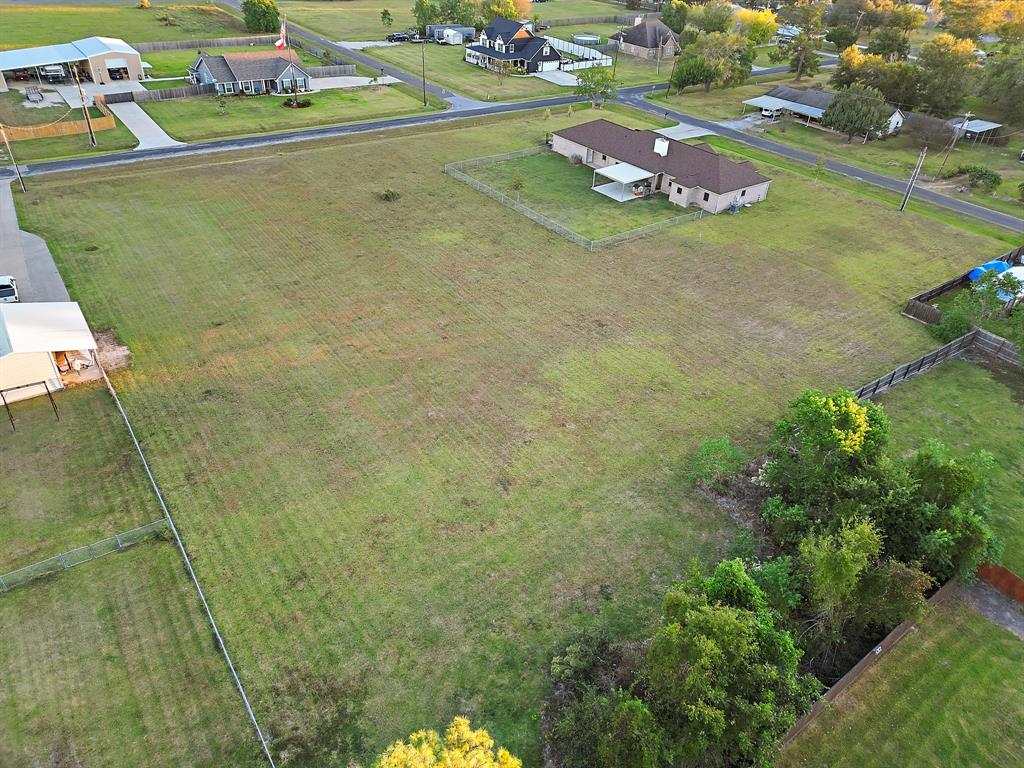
[0,519,168,593]
[444,147,703,251]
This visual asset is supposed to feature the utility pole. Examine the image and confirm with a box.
[0,124,27,193]
[900,145,927,212]
[934,111,971,181]
[420,42,427,106]
[612,24,622,77]
[73,67,96,146]
[853,10,866,37]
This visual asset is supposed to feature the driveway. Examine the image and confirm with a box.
[55,80,143,108]
[0,184,69,302]
[105,102,184,150]
[533,70,578,87]
[311,75,400,90]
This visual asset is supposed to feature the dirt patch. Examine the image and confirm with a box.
[94,330,132,372]
[959,580,1024,642]
[694,457,772,547]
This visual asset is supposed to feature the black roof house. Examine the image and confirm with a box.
[465,19,562,73]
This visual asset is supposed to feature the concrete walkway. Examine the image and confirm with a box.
[0,184,69,302]
[961,580,1024,641]
[105,101,184,150]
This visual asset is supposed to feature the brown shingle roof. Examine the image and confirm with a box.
[196,49,308,83]
[553,119,770,195]
[609,19,678,50]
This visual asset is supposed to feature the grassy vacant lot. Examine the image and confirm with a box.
[140,45,323,79]
[0,386,161,569]
[0,3,247,49]
[878,360,1024,577]
[651,79,1024,217]
[366,43,664,101]
[141,84,443,141]
[0,542,258,768]
[282,0,625,41]
[466,151,685,238]
[0,91,106,127]
[16,108,1007,763]
[779,599,1024,768]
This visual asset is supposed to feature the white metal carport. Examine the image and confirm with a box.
[592,162,655,202]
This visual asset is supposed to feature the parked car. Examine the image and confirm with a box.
[409,35,427,43]
[386,32,410,42]
[0,276,19,304]
[12,70,31,81]
[40,64,65,83]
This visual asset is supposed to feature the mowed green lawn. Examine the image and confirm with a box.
[281,0,625,41]
[140,45,323,79]
[0,3,247,49]
[0,542,259,768]
[877,360,1024,577]
[466,150,686,238]
[140,84,443,141]
[779,599,1024,768]
[0,386,161,569]
[16,109,1008,764]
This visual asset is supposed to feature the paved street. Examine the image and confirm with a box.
[0,184,69,302]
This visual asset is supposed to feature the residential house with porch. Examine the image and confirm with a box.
[189,50,312,95]
[551,119,771,213]
[743,85,906,136]
[464,19,563,74]
[609,19,679,60]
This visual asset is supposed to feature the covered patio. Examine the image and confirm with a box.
[591,162,655,202]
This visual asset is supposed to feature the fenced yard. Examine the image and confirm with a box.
[13,107,1012,765]
[446,147,702,247]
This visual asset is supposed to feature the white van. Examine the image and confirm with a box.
[0,276,19,303]
[40,64,66,82]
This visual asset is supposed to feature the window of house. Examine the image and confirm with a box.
[677,186,683,193]
[702,192,710,201]
[224,82,234,94]
[496,42,505,52]
[741,189,746,197]
[281,78,292,91]
[601,154,606,160]
[242,80,253,93]
[296,77,306,90]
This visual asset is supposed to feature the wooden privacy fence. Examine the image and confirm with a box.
[852,332,978,399]
[547,12,660,26]
[972,326,1021,365]
[130,35,277,52]
[977,564,1024,605]
[4,96,116,141]
[132,83,217,102]
[781,579,959,749]
[903,245,1024,324]
[307,64,357,78]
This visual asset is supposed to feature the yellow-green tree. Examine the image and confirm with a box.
[734,7,778,45]
[374,717,521,768]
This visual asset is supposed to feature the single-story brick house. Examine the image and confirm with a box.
[551,119,771,213]
[464,18,562,74]
[609,19,679,60]
[189,50,312,95]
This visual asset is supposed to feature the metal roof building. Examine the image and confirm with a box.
[0,37,144,91]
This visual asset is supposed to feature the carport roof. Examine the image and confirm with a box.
[0,303,96,357]
[595,162,654,184]
[0,37,138,72]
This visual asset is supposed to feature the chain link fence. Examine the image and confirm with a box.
[444,147,703,252]
[0,519,168,593]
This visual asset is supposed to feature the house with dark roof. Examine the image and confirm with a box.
[609,19,679,60]
[551,119,771,213]
[464,19,562,74]
[743,85,905,135]
[189,50,312,95]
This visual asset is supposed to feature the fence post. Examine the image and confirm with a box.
[114,532,123,549]
[57,553,68,570]
[0,573,6,592]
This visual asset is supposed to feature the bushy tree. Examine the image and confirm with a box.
[684,32,754,90]
[411,0,440,30]
[735,7,779,45]
[481,0,518,21]
[241,0,279,33]
[825,25,857,52]
[772,31,821,80]
[980,45,1024,123]
[439,0,477,24]
[574,66,617,105]
[939,0,1005,40]
[822,83,891,141]
[596,694,662,768]
[374,717,520,768]
[867,25,909,61]
[381,8,393,28]
[689,0,735,33]
[916,33,979,115]
[670,53,721,94]
[886,3,926,32]
[643,560,821,768]
[660,0,688,33]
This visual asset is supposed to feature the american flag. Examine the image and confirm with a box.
[275,19,287,49]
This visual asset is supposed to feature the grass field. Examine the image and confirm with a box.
[140,45,324,79]
[650,79,1024,218]
[779,598,1024,768]
[365,42,665,101]
[2,119,138,163]
[15,108,1009,764]
[465,150,687,238]
[0,542,259,768]
[140,84,443,141]
[0,3,247,49]
[0,91,106,128]
[281,0,626,41]
[0,386,162,569]
[878,360,1024,577]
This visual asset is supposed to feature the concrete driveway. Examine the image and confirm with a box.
[533,70,578,87]
[55,81,143,108]
[0,184,69,302]
[105,101,184,150]
[311,75,400,90]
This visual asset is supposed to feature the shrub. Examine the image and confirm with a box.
[687,436,744,492]
[762,495,810,549]
[596,694,662,768]
[930,306,971,342]
[1018,179,1024,200]
[373,717,520,768]
[964,164,1002,191]
[137,0,150,8]
[379,188,401,202]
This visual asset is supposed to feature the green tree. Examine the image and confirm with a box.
[670,53,721,94]
[772,31,822,81]
[660,0,688,33]
[241,0,279,33]
[411,0,440,30]
[643,560,821,768]
[867,25,909,60]
[825,24,857,51]
[689,0,734,33]
[596,695,662,768]
[381,8,394,28]
[481,0,518,21]
[685,32,754,90]
[917,33,979,115]
[735,7,779,45]
[939,0,1004,39]
[822,83,891,141]
[980,44,1024,123]
[886,3,926,32]
[573,66,618,105]
[438,0,476,24]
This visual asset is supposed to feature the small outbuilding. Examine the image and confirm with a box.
[0,37,143,91]
[947,118,1003,144]
[0,302,96,407]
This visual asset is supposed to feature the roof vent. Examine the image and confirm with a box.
[654,137,669,157]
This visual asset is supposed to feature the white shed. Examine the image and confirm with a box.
[0,302,96,405]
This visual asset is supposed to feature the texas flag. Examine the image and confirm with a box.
[275,20,287,49]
